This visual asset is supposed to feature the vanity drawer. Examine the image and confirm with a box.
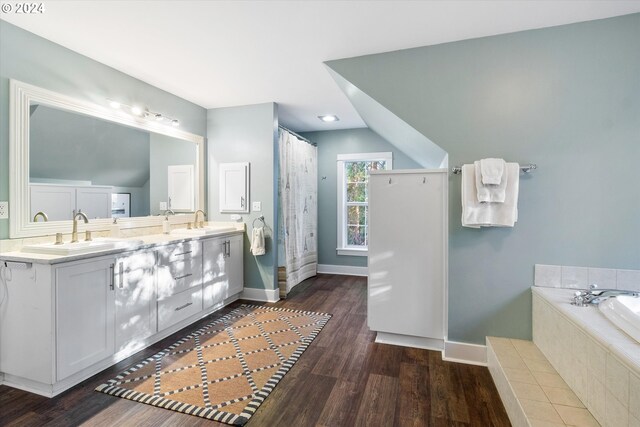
[157,241,203,299]
[158,286,203,331]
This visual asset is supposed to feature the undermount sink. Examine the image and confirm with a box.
[174,226,236,236]
[21,238,144,256]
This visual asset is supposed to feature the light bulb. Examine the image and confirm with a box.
[171,119,180,127]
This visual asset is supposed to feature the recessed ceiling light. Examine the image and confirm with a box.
[109,100,120,109]
[131,106,143,116]
[318,115,339,123]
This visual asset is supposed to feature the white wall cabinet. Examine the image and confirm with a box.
[30,183,112,220]
[55,258,116,381]
[0,231,244,397]
[202,234,244,308]
[114,251,157,353]
[367,170,447,350]
[76,186,112,219]
[167,164,195,212]
[219,162,249,213]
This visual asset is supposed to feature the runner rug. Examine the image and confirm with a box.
[96,304,331,426]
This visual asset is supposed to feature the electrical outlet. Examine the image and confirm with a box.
[159,201,167,211]
[252,201,262,212]
[0,201,8,219]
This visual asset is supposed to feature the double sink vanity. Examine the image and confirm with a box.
[0,225,245,397]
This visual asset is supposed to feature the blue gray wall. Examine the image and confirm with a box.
[326,13,640,344]
[30,105,151,188]
[0,21,207,239]
[301,128,421,268]
[207,103,279,292]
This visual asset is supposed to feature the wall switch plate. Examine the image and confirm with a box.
[0,201,8,219]
[252,201,262,212]
[159,201,167,211]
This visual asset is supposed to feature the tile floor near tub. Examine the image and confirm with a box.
[488,337,600,426]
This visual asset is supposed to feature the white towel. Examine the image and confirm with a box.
[462,163,520,228]
[480,158,505,185]
[475,160,507,203]
[250,227,266,256]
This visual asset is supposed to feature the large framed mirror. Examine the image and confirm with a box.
[9,79,206,238]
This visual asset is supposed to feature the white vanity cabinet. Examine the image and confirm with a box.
[55,257,116,381]
[114,251,157,353]
[0,231,244,397]
[202,234,244,309]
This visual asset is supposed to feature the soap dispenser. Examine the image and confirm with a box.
[110,218,121,238]
[162,215,171,234]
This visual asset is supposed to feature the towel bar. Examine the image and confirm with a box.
[451,163,537,175]
[252,215,265,228]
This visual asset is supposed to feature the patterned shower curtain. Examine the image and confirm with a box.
[278,129,318,293]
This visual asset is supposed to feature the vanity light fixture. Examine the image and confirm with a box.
[318,114,339,123]
[107,98,180,127]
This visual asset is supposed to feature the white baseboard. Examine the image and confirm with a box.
[317,264,368,277]
[375,332,444,351]
[443,340,487,366]
[241,287,280,303]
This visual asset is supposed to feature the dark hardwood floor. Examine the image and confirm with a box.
[0,274,510,426]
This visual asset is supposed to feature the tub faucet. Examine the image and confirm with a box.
[71,212,89,243]
[572,284,640,306]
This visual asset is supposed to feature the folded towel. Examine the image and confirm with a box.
[480,158,505,185]
[475,160,507,203]
[251,227,266,256]
[462,163,520,228]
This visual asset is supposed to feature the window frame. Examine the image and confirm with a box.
[336,152,393,256]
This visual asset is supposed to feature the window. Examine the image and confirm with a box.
[336,152,392,256]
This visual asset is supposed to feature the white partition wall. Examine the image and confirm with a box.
[367,169,447,350]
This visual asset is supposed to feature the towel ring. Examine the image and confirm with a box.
[252,215,265,229]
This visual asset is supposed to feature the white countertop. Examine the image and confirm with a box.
[533,286,640,376]
[0,228,244,265]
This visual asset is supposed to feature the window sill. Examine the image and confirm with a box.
[336,248,368,257]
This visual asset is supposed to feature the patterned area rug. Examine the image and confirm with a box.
[96,304,331,426]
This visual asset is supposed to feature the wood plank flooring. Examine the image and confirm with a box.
[0,274,510,426]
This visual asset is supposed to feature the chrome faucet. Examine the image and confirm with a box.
[572,284,640,306]
[71,212,89,243]
[162,209,175,217]
[194,209,206,228]
[33,211,49,222]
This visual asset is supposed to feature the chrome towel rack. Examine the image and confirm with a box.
[451,163,537,175]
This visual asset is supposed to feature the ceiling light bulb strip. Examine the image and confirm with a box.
[106,98,180,127]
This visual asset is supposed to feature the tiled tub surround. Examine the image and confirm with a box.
[533,287,640,426]
[535,264,640,291]
[487,336,599,426]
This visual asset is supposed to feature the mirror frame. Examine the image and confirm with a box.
[9,79,206,238]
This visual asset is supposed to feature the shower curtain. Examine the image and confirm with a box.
[278,129,317,294]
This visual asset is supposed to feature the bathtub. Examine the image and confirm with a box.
[532,287,640,425]
[600,295,640,344]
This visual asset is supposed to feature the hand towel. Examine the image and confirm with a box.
[251,227,266,256]
[475,160,507,203]
[462,163,519,228]
[480,158,505,185]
